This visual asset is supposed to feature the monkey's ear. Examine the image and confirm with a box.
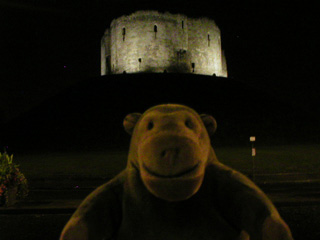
[123,113,142,135]
[200,114,217,136]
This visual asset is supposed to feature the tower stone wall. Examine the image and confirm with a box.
[101,11,227,77]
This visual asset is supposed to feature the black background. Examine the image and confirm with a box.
[0,0,319,151]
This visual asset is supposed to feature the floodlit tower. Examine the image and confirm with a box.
[101,10,227,77]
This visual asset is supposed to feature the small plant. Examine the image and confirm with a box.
[0,151,28,206]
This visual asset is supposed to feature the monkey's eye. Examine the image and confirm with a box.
[185,119,194,129]
[147,121,154,130]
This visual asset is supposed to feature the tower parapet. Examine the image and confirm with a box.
[101,11,227,77]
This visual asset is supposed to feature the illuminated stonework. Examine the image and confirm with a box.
[101,11,227,77]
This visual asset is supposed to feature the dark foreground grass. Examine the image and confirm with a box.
[13,144,320,180]
[14,151,128,179]
[1,206,319,240]
[215,144,320,174]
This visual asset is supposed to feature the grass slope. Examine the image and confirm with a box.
[13,144,320,180]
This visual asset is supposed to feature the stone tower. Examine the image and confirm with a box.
[101,11,227,77]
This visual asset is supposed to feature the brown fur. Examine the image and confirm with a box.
[60,104,293,240]
[124,104,217,202]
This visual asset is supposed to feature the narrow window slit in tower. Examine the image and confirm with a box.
[138,58,142,71]
[122,28,126,41]
[182,21,184,29]
[154,25,157,38]
[208,34,210,47]
[191,63,195,72]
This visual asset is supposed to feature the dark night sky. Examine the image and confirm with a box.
[0,0,318,123]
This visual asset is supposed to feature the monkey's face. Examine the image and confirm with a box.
[124,104,217,202]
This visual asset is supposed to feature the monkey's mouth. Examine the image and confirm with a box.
[142,163,199,179]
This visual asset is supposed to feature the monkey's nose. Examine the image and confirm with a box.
[160,148,180,165]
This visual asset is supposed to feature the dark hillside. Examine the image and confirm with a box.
[2,74,318,153]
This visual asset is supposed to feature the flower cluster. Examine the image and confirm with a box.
[0,152,28,206]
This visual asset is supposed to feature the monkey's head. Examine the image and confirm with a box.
[123,104,217,202]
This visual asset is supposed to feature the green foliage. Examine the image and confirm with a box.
[0,151,28,206]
